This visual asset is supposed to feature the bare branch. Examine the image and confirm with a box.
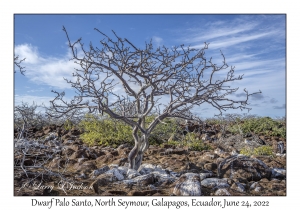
[14,55,26,75]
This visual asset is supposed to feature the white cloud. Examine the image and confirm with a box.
[152,36,163,47]
[26,87,44,93]
[185,22,258,43]
[15,94,54,107]
[231,58,285,72]
[15,44,78,89]
[191,31,275,50]
[15,44,40,64]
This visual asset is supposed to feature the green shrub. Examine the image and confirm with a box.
[239,147,253,156]
[188,140,211,152]
[185,132,211,151]
[79,114,178,147]
[166,140,180,147]
[228,116,286,138]
[240,145,273,156]
[253,145,273,156]
[167,132,211,152]
[79,114,132,146]
[204,118,223,125]
[147,116,178,145]
[63,119,74,131]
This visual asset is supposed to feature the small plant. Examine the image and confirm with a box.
[240,147,253,156]
[188,140,211,151]
[166,140,181,147]
[240,145,273,156]
[166,132,211,152]
[147,116,178,145]
[253,145,273,156]
[185,132,211,151]
[63,119,74,131]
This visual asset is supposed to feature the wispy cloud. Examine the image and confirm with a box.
[15,44,40,64]
[270,98,278,104]
[26,87,44,93]
[228,58,285,72]
[176,16,285,60]
[273,104,286,109]
[205,31,276,50]
[251,94,265,101]
[15,94,54,107]
[152,36,163,47]
[182,21,259,43]
[174,15,285,118]
[15,44,78,89]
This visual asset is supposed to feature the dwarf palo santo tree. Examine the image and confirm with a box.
[48,26,261,170]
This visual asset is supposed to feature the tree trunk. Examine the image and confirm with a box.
[128,134,149,170]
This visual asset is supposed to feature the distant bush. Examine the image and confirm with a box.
[63,119,74,131]
[147,116,178,145]
[228,116,286,138]
[253,145,273,156]
[240,145,273,156]
[204,118,223,125]
[167,132,211,151]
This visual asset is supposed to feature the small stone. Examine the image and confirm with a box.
[78,158,87,164]
[128,189,159,196]
[148,184,157,190]
[276,190,286,196]
[204,163,217,171]
[215,188,231,196]
[75,173,87,179]
[127,169,141,179]
[91,165,110,177]
[117,166,128,176]
[271,168,286,179]
[91,173,118,194]
[127,173,155,186]
[199,172,214,181]
[173,173,201,196]
[249,182,263,193]
[271,183,286,191]
[108,164,119,168]
[231,182,246,193]
[201,178,229,189]
[214,148,225,155]
[105,168,124,181]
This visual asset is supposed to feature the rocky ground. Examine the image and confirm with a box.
[14,124,286,196]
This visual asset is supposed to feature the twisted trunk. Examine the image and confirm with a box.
[128,134,150,170]
[128,117,149,170]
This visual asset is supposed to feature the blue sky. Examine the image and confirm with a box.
[14,14,286,119]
